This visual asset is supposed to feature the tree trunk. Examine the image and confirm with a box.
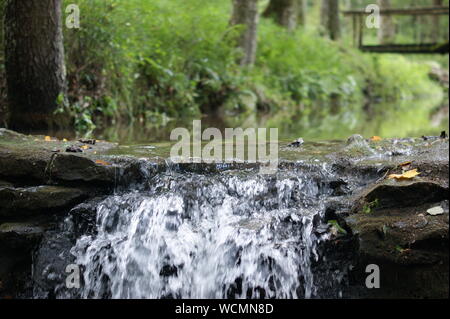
[263,0,299,31]
[230,0,260,66]
[328,0,341,40]
[377,0,396,44]
[5,0,67,130]
[298,0,307,27]
[320,0,330,33]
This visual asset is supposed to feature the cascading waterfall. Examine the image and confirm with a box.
[66,167,336,299]
[32,160,359,299]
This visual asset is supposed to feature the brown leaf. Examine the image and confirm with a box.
[95,160,111,166]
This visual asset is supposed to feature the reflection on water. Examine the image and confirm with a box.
[96,96,448,144]
[27,96,450,144]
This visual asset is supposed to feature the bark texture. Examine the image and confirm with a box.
[230,0,260,66]
[5,0,67,130]
[328,0,341,40]
[298,0,307,27]
[320,0,330,32]
[321,0,341,40]
[263,0,299,31]
[377,0,396,44]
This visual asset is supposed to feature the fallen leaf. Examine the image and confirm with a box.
[399,161,413,172]
[81,145,90,150]
[399,161,412,167]
[63,138,68,142]
[427,206,444,216]
[388,169,420,180]
[44,136,52,142]
[95,160,111,166]
[370,136,382,142]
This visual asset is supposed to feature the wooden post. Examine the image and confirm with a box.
[358,14,364,48]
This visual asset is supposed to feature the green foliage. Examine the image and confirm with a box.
[368,55,442,100]
[0,0,444,133]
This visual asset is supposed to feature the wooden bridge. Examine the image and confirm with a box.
[343,6,449,54]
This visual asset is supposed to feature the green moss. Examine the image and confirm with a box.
[362,199,380,214]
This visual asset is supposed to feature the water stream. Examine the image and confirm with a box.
[33,160,364,299]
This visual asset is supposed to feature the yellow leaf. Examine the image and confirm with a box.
[403,169,421,179]
[370,136,382,142]
[81,145,89,150]
[63,138,68,142]
[388,169,420,180]
[44,136,52,141]
[95,160,111,166]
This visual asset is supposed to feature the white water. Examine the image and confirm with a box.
[70,171,331,299]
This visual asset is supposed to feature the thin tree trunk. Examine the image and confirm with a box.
[320,0,330,33]
[328,0,341,40]
[377,0,396,44]
[298,0,307,27]
[230,0,260,66]
[5,0,67,130]
[263,0,299,31]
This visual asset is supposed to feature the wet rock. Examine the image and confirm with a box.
[0,128,27,140]
[340,135,375,157]
[79,139,96,145]
[50,153,116,186]
[0,146,52,183]
[352,179,448,212]
[288,138,304,147]
[0,180,13,187]
[346,177,449,298]
[0,222,47,250]
[0,220,51,299]
[0,186,88,219]
[69,198,106,237]
[65,145,83,153]
[346,134,365,146]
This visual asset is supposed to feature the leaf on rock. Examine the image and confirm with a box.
[399,161,413,171]
[44,136,52,142]
[399,161,412,167]
[388,169,420,180]
[370,136,382,142]
[81,145,90,150]
[95,159,111,166]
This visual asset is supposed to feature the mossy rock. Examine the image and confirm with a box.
[0,185,89,219]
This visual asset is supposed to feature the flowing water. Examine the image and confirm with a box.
[33,159,367,299]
